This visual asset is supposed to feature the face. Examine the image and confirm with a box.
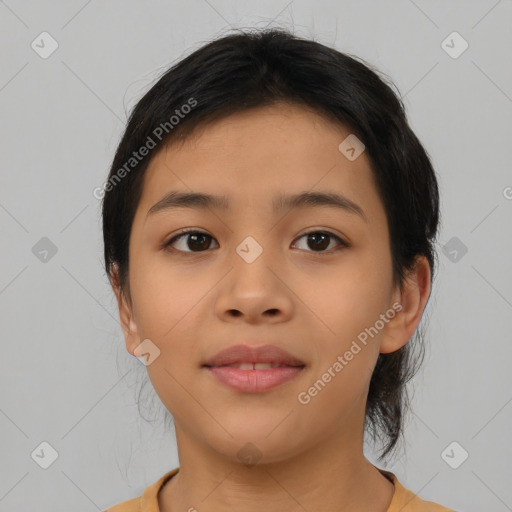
[115,102,417,464]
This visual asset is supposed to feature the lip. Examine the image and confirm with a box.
[203,344,306,393]
[203,344,305,367]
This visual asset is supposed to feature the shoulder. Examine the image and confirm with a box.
[103,468,179,512]
[104,496,140,512]
[383,471,456,512]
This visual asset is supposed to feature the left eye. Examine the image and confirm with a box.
[164,230,219,253]
[293,231,348,253]
[163,230,348,254]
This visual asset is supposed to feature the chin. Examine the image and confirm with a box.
[205,424,307,467]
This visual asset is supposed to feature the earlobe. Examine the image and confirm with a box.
[110,264,140,356]
[118,292,140,357]
[379,256,432,354]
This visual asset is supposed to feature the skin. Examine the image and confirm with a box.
[112,102,431,512]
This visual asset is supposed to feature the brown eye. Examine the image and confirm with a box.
[164,230,219,252]
[292,231,348,253]
[163,229,347,255]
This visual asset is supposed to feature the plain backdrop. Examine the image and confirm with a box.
[1,1,511,511]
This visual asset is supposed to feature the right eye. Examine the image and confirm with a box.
[163,229,219,253]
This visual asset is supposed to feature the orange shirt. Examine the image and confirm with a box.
[104,467,454,512]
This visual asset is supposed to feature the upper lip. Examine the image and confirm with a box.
[203,344,305,367]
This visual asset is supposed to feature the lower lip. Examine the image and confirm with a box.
[205,366,304,392]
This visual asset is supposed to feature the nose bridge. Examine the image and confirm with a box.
[213,202,294,322]
[228,200,276,263]
[220,230,286,309]
[235,232,268,265]
[229,232,278,292]
[221,200,286,282]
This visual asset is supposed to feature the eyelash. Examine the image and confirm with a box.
[162,228,349,255]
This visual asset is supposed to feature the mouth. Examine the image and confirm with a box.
[207,362,302,370]
[202,344,306,393]
[203,344,305,367]
[204,365,305,393]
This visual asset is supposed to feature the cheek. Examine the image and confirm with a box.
[292,355,376,445]
[128,260,206,414]
[129,250,205,340]
[303,258,392,341]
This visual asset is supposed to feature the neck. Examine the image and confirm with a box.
[158,411,394,512]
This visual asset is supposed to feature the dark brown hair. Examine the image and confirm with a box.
[101,27,440,461]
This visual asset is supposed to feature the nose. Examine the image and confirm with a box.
[214,246,294,325]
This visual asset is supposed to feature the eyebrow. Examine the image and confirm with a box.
[146,190,367,222]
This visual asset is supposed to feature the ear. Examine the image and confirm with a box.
[379,255,432,354]
[110,263,140,356]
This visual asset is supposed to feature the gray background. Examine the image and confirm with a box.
[1,1,511,511]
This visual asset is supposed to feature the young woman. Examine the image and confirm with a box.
[102,28,454,512]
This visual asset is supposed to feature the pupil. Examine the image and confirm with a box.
[189,234,210,251]
[185,233,330,252]
[308,233,329,251]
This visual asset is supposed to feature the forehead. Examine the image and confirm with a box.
[136,103,385,226]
